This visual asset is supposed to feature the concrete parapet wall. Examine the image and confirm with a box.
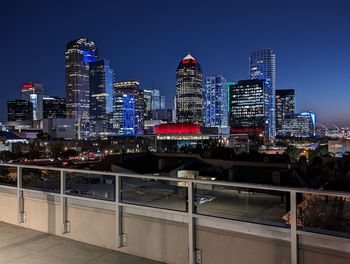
[0,192,349,264]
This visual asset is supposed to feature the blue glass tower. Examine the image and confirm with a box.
[204,75,228,131]
[249,49,276,140]
[113,81,144,136]
[122,94,135,135]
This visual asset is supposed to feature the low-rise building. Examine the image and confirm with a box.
[42,118,75,139]
[281,111,316,138]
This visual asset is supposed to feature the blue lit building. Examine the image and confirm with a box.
[122,94,135,135]
[250,49,276,140]
[113,81,144,136]
[65,38,98,139]
[89,59,114,138]
[204,75,228,131]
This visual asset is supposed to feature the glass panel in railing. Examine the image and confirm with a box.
[22,168,60,193]
[121,177,188,212]
[65,172,115,201]
[0,165,17,186]
[194,183,289,227]
[296,192,350,238]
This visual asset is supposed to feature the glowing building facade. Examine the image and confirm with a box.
[204,75,228,130]
[229,80,269,141]
[21,82,43,121]
[65,38,98,139]
[250,48,276,139]
[143,89,152,119]
[89,59,114,138]
[176,54,203,124]
[282,111,316,138]
[43,96,66,119]
[113,80,144,136]
[275,89,295,134]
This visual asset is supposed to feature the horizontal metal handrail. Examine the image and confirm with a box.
[1,163,350,198]
[1,162,350,264]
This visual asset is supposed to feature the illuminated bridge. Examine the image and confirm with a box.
[0,164,349,264]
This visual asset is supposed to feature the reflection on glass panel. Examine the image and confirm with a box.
[22,168,60,193]
[65,172,115,201]
[0,166,17,186]
[295,193,350,237]
[121,177,188,212]
[195,184,289,227]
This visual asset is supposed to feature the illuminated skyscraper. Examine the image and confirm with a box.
[275,89,295,134]
[204,75,228,129]
[160,95,166,110]
[65,38,98,139]
[151,89,161,110]
[250,48,276,139]
[121,94,135,135]
[21,82,43,120]
[229,80,269,141]
[113,80,144,135]
[89,59,114,138]
[143,89,152,119]
[176,54,203,124]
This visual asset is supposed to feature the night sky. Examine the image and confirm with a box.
[1,0,349,126]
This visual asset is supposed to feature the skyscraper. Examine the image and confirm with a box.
[250,49,276,139]
[43,96,66,119]
[204,75,228,130]
[176,54,203,124]
[151,89,161,110]
[160,95,166,110]
[65,38,98,139]
[275,89,295,134]
[113,80,144,136]
[21,82,43,121]
[121,94,135,135]
[89,59,114,137]
[229,80,269,141]
[143,89,152,119]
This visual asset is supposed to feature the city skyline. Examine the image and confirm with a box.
[1,0,350,126]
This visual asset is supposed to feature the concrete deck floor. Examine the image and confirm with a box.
[0,222,163,264]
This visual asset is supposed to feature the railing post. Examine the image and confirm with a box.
[290,191,298,264]
[115,174,123,247]
[60,170,68,233]
[188,181,195,264]
[17,166,25,224]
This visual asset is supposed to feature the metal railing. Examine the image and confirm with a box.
[0,163,350,264]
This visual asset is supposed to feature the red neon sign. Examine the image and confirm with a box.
[181,59,197,65]
[22,83,34,89]
[154,123,201,134]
